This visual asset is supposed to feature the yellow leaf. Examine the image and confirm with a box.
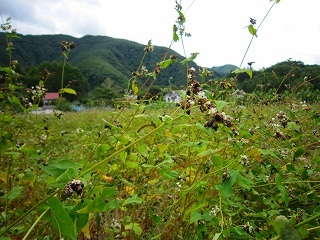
[81,213,93,238]
[125,186,135,195]
[132,79,139,95]
[96,169,114,183]
[165,129,172,138]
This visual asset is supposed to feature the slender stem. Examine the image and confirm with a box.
[61,54,67,91]
[276,68,295,93]
[78,114,183,178]
[149,161,234,239]
[0,189,60,237]
[22,208,49,240]
[219,193,224,232]
[239,1,276,68]
[295,211,320,228]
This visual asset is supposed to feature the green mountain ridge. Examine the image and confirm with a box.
[0,33,236,91]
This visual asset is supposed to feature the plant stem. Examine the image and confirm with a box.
[0,189,60,237]
[295,211,320,228]
[239,1,276,68]
[22,208,49,240]
[77,114,183,178]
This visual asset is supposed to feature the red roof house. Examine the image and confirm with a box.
[43,92,59,108]
[45,92,59,100]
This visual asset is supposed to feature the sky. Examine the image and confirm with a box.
[1,0,320,70]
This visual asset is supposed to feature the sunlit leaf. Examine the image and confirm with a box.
[96,169,114,182]
[59,87,77,95]
[214,100,229,111]
[125,223,142,236]
[180,53,199,65]
[122,195,143,206]
[287,122,300,131]
[48,196,76,240]
[132,79,139,95]
[232,68,253,78]
[212,233,221,240]
[176,9,186,24]
[159,59,178,69]
[248,24,257,37]
[0,67,13,73]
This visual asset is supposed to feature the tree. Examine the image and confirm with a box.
[91,78,121,106]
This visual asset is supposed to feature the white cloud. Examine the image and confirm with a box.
[1,0,320,69]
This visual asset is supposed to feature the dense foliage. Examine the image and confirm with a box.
[1,1,320,239]
[231,60,320,103]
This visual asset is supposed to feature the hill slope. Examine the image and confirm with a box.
[0,33,233,89]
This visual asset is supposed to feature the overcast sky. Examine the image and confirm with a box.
[1,0,320,70]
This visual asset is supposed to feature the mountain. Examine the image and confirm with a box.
[0,33,232,91]
[211,64,237,77]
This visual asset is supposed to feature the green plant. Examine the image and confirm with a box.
[1,2,320,240]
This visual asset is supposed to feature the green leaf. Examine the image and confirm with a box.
[159,59,178,69]
[1,186,23,201]
[48,196,76,240]
[273,215,289,235]
[11,95,26,112]
[160,165,178,179]
[272,215,302,240]
[122,195,143,206]
[237,174,254,190]
[173,24,179,42]
[125,223,142,236]
[214,100,229,112]
[55,167,78,183]
[287,122,300,131]
[42,160,80,179]
[275,173,289,206]
[68,200,90,232]
[212,233,221,240]
[211,154,224,168]
[293,147,306,159]
[248,24,257,37]
[259,149,280,160]
[0,67,14,73]
[176,9,186,24]
[59,87,77,95]
[132,79,139,95]
[180,53,199,65]
[77,187,118,213]
[232,68,253,78]
[230,226,249,236]
[216,170,239,197]
[190,211,203,224]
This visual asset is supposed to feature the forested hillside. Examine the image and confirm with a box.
[0,33,206,89]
